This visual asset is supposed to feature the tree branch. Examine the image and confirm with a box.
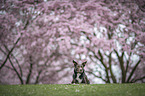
[0,17,32,70]
[131,76,145,83]
[87,48,110,83]
[98,50,110,83]
[86,71,107,82]
[8,58,23,84]
[125,52,132,77]
[26,56,33,84]
[4,65,14,71]
[35,70,42,84]
[114,50,126,83]
[0,37,21,70]
[3,45,23,77]
[108,52,117,83]
[127,60,141,82]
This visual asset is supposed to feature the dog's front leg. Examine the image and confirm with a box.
[83,76,90,84]
[72,78,76,84]
[83,77,87,84]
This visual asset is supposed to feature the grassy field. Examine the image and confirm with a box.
[0,83,145,96]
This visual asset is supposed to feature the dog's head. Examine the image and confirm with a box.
[73,60,87,74]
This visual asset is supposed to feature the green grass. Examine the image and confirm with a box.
[0,84,145,96]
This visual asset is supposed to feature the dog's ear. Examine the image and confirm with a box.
[73,60,78,66]
[82,61,87,67]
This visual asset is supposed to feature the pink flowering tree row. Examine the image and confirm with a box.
[0,0,145,84]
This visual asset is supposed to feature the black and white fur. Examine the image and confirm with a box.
[72,60,90,84]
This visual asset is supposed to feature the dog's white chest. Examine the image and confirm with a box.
[76,73,82,83]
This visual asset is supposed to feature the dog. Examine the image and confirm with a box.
[71,60,90,84]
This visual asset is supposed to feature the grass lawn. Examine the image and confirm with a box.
[0,83,145,96]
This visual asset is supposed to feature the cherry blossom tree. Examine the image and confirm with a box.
[0,0,145,84]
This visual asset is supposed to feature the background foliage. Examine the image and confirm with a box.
[0,0,145,84]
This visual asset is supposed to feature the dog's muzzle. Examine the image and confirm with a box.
[76,68,83,73]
